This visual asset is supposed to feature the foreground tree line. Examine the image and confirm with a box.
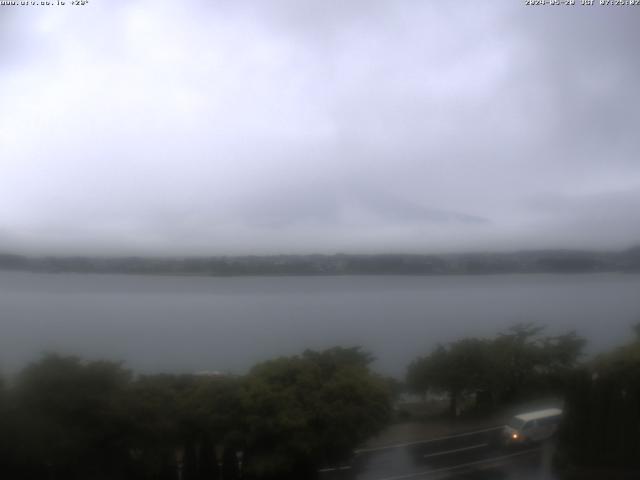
[1,324,639,478]
[406,323,586,416]
[0,347,391,480]
[558,324,640,474]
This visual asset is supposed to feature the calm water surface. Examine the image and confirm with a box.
[1,271,639,376]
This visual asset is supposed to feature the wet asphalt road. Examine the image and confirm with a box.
[319,427,559,480]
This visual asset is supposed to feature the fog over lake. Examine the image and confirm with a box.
[2,271,639,377]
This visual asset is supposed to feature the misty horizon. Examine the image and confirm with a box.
[1,242,640,259]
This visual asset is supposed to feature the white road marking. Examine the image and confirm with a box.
[422,442,488,459]
[375,448,541,480]
[355,426,503,454]
[318,465,352,473]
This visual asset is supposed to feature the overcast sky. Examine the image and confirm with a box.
[1,1,639,255]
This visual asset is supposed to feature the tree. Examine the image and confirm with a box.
[11,354,133,480]
[125,372,245,480]
[558,324,640,471]
[407,339,491,416]
[2,347,392,479]
[406,324,586,416]
[241,347,391,479]
[0,373,11,473]
[484,323,585,403]
[491,323,545,401]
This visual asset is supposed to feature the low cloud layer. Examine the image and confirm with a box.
[1,1,639,255]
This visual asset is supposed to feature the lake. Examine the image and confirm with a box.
[1,271,639,377]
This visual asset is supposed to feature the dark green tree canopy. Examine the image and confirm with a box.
[406,323,586,415]
[1,348,392,480]
[241,346,391,479]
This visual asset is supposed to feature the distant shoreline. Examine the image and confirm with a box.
[1,247,639,277]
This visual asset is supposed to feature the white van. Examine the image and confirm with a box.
[502,408,562,445]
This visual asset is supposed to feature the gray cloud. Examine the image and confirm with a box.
[0,1,639,255]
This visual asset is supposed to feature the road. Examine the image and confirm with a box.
[319,427,559,480]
